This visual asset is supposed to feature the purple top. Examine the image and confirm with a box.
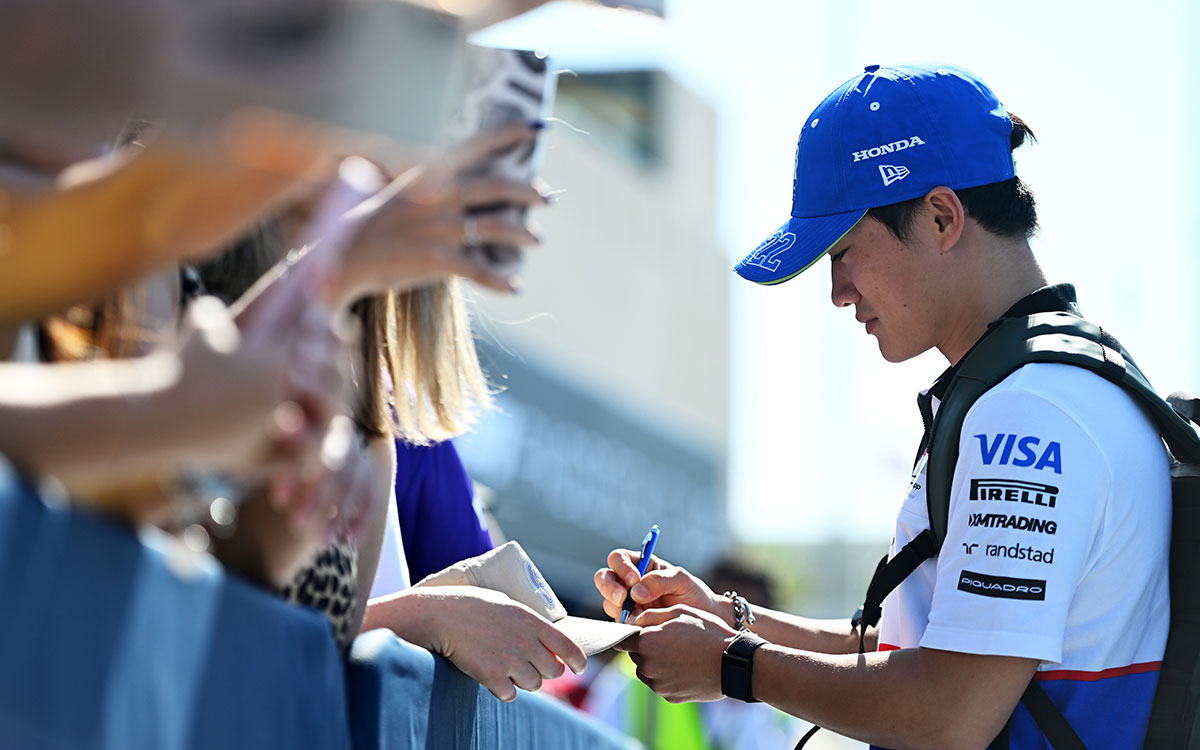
[394,439,493,583]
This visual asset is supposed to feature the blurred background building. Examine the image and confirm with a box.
[456,66,729,609]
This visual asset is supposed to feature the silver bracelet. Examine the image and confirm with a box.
[724,590,757,631]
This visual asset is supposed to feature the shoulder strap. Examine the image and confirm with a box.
[851,312,1200,750]
[991,681,1089,750]
[919,311,1200,750]
[925,311,1200,548]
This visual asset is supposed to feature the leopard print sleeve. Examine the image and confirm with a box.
[280,542,359,648]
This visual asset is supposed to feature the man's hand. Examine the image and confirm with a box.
[594,549,726,625]
[620,604,738,704]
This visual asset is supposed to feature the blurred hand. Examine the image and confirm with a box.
[329,123,549,304]
[619,604,737,704]
[403,586,587,702]
[270,415,386,546]
[141,111,336,261]
[0,111,335,325]
[594,550,726,625]
[166,292,354,483]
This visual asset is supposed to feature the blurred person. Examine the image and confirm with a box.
[0,0,166,167]
[0,268,355,533]
[189,128,586,700]
[0,0,337,325]
[341,137,589,699]
[0,0,560,325]
[0,0,581,327]
[584,557,801,749]
[595,63,1171,749]
[0,0,355,529]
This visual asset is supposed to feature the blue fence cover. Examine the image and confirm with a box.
[0,458,351,750]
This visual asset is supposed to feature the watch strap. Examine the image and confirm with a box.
[721,630,767,703]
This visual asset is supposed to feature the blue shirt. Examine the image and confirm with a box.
[394,440,493,583]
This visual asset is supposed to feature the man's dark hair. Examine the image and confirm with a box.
[867,113,1038,240]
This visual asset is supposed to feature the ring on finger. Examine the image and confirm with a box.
[463,215,482,247]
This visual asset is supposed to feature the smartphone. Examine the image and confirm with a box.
[451,44,557,278]
[157,0,465,148]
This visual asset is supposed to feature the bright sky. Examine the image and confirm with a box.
[480,0,1200,543]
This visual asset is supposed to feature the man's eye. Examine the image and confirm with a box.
[830,248,848,263]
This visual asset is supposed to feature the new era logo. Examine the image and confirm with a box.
[879,164,910,186]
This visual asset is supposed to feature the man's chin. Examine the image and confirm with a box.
[876,338,925,364]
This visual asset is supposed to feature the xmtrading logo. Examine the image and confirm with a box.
[968,513,1057,535]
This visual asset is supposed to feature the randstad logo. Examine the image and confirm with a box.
[974,434,1063,474]
[879,164,909,186]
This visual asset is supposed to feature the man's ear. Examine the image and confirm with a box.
[924,186,965,254]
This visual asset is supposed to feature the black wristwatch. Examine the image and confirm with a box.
[721,630,767,703]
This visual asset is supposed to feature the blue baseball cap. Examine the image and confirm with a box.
[735,63,1015,285]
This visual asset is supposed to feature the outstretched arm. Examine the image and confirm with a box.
[625,604,1036,750]
[364,585,588,702]
[595,549,872,654]
[0,115,330,324]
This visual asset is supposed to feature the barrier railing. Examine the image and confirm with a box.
[0,458,633,750]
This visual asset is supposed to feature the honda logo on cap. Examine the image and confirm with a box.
[878,164,910,186]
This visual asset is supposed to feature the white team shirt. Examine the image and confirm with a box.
[878,362,1170,748]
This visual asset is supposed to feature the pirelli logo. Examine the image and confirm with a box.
[969,478,1058,508]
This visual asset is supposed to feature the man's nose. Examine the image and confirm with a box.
[830,262,859,308]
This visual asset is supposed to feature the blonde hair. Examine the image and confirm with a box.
[374,280,492,444]
[198,224,492,444]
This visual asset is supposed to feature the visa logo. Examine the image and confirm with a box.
[973,434,1062,474]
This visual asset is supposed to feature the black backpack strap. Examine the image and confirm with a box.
[842,311,1200,750]
[1019,681,1088,749]
[797,532,939,750]
[925,311,1200,550]
[1143,455,1200,749]
[993,681,1089,750]
[853,530,936,653]
[918,311,1200,750]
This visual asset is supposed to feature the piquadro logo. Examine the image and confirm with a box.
[957,570,1046,601]
[878,164,909,186]
[743,230,796,272]
[974,434,1063,474]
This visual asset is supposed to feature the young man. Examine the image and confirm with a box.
[594,63,1170,749]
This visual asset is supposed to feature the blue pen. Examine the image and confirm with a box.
[621,524,660,624]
